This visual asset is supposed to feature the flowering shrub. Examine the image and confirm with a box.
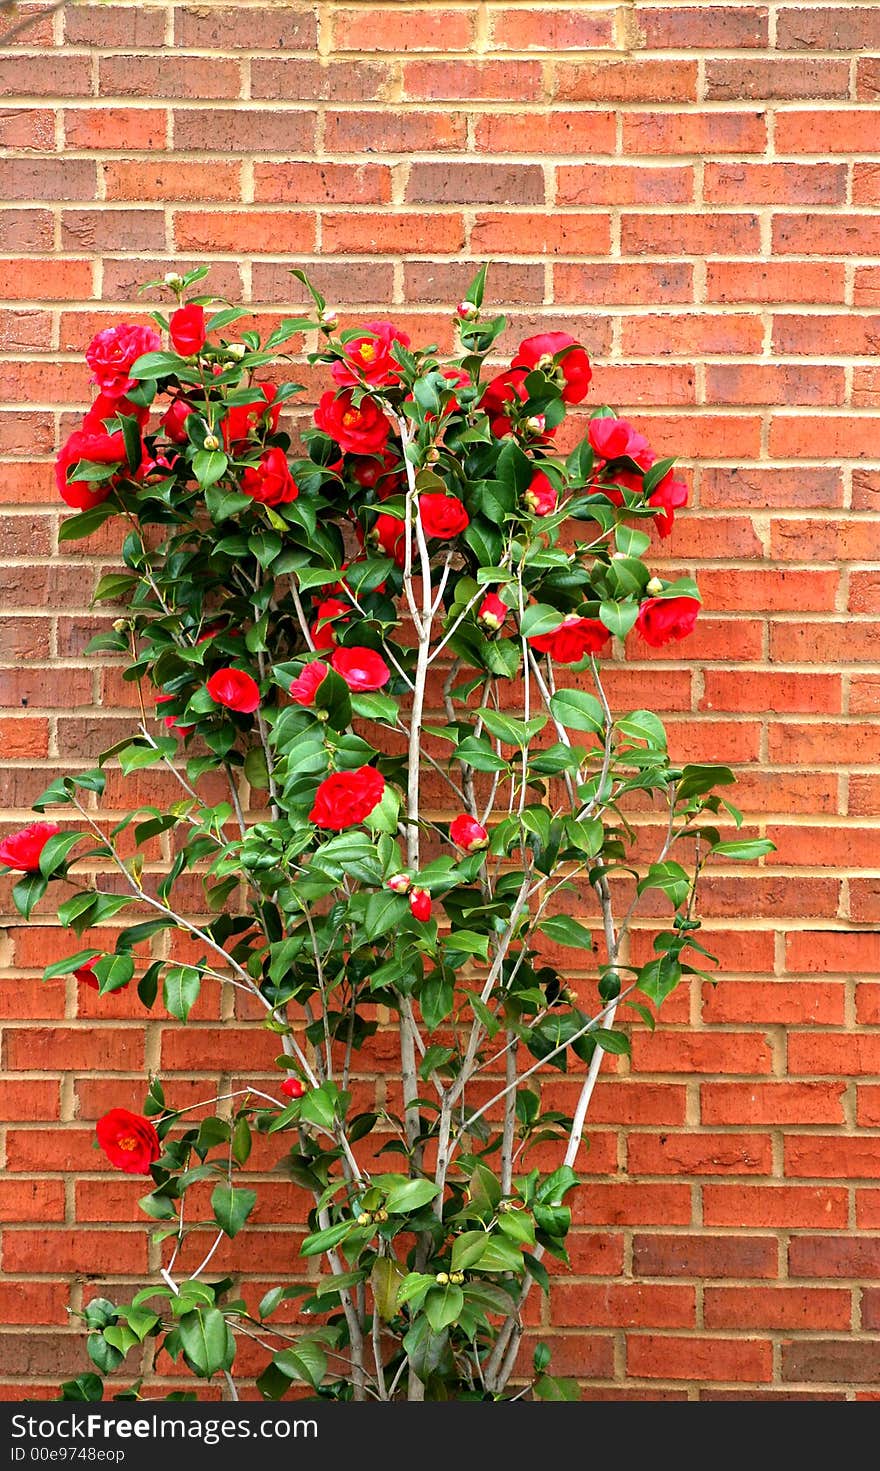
[5,265,771,1402]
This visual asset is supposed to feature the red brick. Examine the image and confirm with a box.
[334,6,473,50]
[628,1334,772,1382]
[786,931,880,976]
[552,1282,695,1329]
[701,671,841,715]
[703,981,846,1027]
[777,7,880,50]
[103,160,241,202]
[705,162,845,206]
[788,1033,880,1077]
[706,260,846,305]
[624,312,754,359]
[705,1286,851,1331]
[2,1230,148,1275]
[65,4,166,46]
[0,55,91,96]
[782,1339,880,1384]
[472,212,612,257]
[99,54,242,99]
[492,7,615,49]
[476,111,616,156]
[706,363,844,407]
[705,57,850,100]
[555,262,693,305]
[786,1136,880,1180]
[790,1236,880,1279]
[406,161,543,206]
[701,1082,846,1126]
[556,59,697,103]
[627,1132,772,1176]
[173,210,316,254]
[622,111,767,156]
[322,213,465,255]
[571,1183,692,1227]
[63,106,166,151]
[703,1184,848,1229]
[174,5,316,49]
[634,1233,778,1280]
[327,111,466,153]
[0,108,54,149]
[402,59,543,101]
[0,1179,65,1222]
[630,1030,774,1076]
[639,6,768,47]
[775,214,880,257]
[621,212,761,257]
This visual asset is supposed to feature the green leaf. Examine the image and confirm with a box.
[564,817,604,856]
[637,954,682,1008]
[300,1220,356,1257]
[211,1183,256,1239]
[129,350,188,380]
[549,688,605,735]
[711,839,775,860]
[58,503,116,542]
[617,709,667,750]
[384,1178,439,1215]
[451,1231,524,1274]
[539,915,592,951]
[192,449,229,487]
[92,952,135,996]
[599,599,639,639]
[163,965,201,1021]
[178,1307,235,1378]
[424,1284,464,1333]
[361,889,410,942]
[274,1341,327,1391]
[497,1210,536,1247]
[520,603,564,640]
[639,860,690,908]
[59,1373,104,1401]
[420,971,454,1031]
[12,872,48,919]
[590,1027,630,1055]
[371,1257,406,1320]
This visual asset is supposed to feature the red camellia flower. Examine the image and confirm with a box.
[636,596,700,648]
[449,814,489,852]
[280,1077,306,1100]
[368,512,406,567]
[588,416,651,462]
[0,820,62,872]
[314,390,391,456]
[169,303,207,357]
[409,887,432,922]
[481,368,529,437]
[96,1108,161,1176]
[523,470,558,517]
[478,592,508,631]
[290,660,330,705]
[419,493,469,540]
[55,427,126,511]
[222,383,282,448]
[309,766,386,830]
[206,668,261,714]
[330,647,391,692]
[160,396,194,445]
[85,323,161,400]
[241,446,299,507]
[512,332,592,406]
[311,598,350,651]
[648,470,689,538]
[331,321,411,388]
[529,614,611,664]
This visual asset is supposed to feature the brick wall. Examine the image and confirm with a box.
[1,0,879,1400]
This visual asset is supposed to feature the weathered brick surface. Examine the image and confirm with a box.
[1,0,879,1403]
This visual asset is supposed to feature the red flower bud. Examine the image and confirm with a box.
[409,887,432,922]
[330,646,391,692]
[387,872,411,893]
[280,1077,306,1100]
[289,660,330,706]
[449,814,489,853]
[635,596,700,648]
[478,592,508,632]
[169,302,207,357]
